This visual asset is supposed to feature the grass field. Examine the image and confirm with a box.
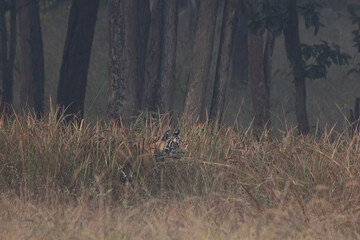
[0,111,360,239]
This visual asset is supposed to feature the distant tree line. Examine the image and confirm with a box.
[0,0,356,135]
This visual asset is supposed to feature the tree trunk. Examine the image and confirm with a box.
[284,0,309,134]
[142,0,178,114]
[0,0,8,108]
[209,0,241,123]
[5,0,16,109]
[248,31,269,132]
[136,0,150,108]
[159,0,178,113]
[108,0,138,124]
[141,0,164,111]
[261,30,275,128]
[183,0,218,123]
[264,30,274,99]
[247,0,272,133]
[19,0,45,119]
[187,0,197,40]
[0,0,16,113]
[229,0,247,87]
[57,0,100,120]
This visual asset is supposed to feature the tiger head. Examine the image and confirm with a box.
[158,130,185,159]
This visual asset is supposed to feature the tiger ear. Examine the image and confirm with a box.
[174,130,180,136]
[162,130,171,141]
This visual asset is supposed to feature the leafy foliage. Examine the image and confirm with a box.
[249,0,323,36]
[297,0,324,35]
[248,0,288,36]
[249,0,348,81]
[348,4,360,27]
[301,41,350,79]
[348,4,360,75]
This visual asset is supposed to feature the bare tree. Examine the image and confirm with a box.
[248,32,269,131]
[264,31,274,108]
[141,0,164,111]
[188,0,198,40]
[142,0,178,113]
[108,0,138,123]
[0,0,8,106]
[229,2,248,87]
[284,0,309,134]
[57,0,100,120]
[183,0,218,122]
[159,0,178,113]
[0,0,16,112]
[136,0,150,108]
[210,0,242,124]
[247,0,273,132]
[18,0,45,118]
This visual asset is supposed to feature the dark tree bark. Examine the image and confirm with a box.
[142,0,178,113]
[57,0,100,120]
[183,0,218,122]
[249,32,269,132]
[284,0,309,134]
[19,0,45,118]
[108,0,138,123]
[6,0,16,107]
[0,0,8,107]
[141,0,164,111]
[159,0,178,113]
[187,0,198,40]
[264,30,274,98]
[209,0,241,123]
[247,0,272,133]
[136,0,150,108]
[0,0,15,113]
[229,1,248,87]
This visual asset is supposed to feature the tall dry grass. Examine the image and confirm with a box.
[0,110,360,239]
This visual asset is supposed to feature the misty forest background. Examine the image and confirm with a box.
[2,0,360,134]
[3,1,360,238]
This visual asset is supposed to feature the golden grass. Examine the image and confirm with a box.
[0,110,360,239]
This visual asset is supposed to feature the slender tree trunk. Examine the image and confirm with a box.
[229,0,248,87]
[5,0,16,109]
[260,30,275,129]
[284,0,309,134]
[187,0,197,40]
[264,30,274,98]
[141,0,164,111]
[136,0,150,108]
[159,0,178,113]
[248,32,269,131]
[0,0,16,112]
[247,0,272,132]
[142,0,178,114]
[0,0,8,107]
[19,0,45,118]
[57,0,100,120]
[183,0,218,123]
[209,0,241,123]
[108,0,138,123]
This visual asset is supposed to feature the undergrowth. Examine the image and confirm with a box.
[0,110,360,239]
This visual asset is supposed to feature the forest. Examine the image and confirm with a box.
[0,0,359,133]
[1,0,360,239]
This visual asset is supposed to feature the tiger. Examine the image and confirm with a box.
[86,129,184,185]
[89,129,184,160]
[132,129,185,161]
[115,129,185,183]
